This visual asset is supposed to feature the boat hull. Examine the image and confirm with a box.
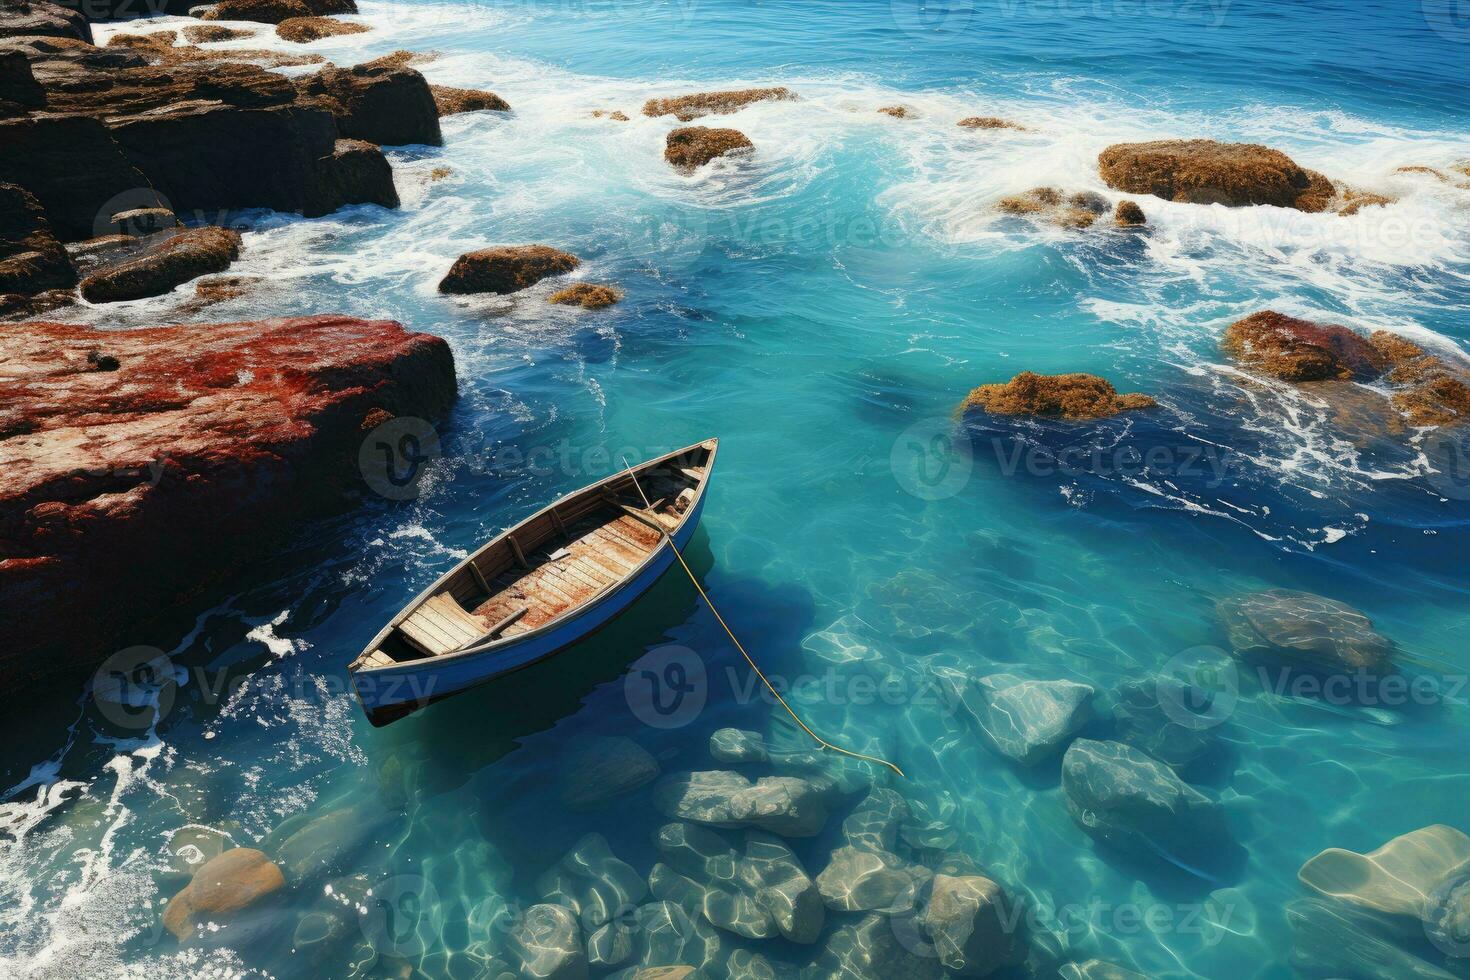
[350,487,707,721]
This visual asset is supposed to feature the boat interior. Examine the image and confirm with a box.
[354,444,713,669]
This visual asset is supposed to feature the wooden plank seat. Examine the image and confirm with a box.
[399,592,489,657]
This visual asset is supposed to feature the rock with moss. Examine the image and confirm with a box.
[276,16,370,42]
[960,371,1156,420]
[665,126,753,172]
[439,244,580,295]
[642,86,794,121]
[1098,139,1336,211]
[549,283,622,309]
[431,84,510,115]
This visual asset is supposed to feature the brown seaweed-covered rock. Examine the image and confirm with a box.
[430,84,509,116]
[1098,140,1335,212]
[549,283,622,309]
[322,138,399,209]
[642,86,794,121]
[1113,200,1146,226]
[79,227,241,304]
[665,126,753,172]
[1221,311,1386,382]
[0,0,91,43]
[182,24,254,43]
[294,55,442,146]
[591,109,628,121]
[276,16,370,42]
[438,244,579,295]
[998,187,1109,230]
[162,848,285,941]
[957,116,1026,131]
[201,0,356,23]
[962,371,1156,420]
[0,315,457,690]
[877,105,911,119]
[0,183,75,295]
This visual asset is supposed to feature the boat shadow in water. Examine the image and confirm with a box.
[361,529,717,767]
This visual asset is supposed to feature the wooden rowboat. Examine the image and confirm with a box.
[350,438,718,724]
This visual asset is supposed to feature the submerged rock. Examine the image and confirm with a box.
[841,787,910,853]
[1298,824,1470,930]
[0,182,74,295]
[78,226,241,303]
[998,187,1111,229]
[815,845,930,914]
[709,728,769,764]
[0,316,456,690]
[1061,738,1228,866]
[1287,896,1462,980]
[549,283,623,309]
[803,913,944,980]
[430,84,510,115]
[642,86,794,121]
[967,673,1095,766]
[510,903,587,980]
[439,244,580,295]
[1058,961,1150,980]
[616,902,722,975]
[922,873,1021,976]
[665,126,753,172]
[161,848,285,940]
[558,735,660,808]
[537,832,647,930]
[960,371,1156,420]
[276,16,370,42]
[1217,589,1396,677]
[1098,139,1335,212]
[1111,676,1220,771]
[654,771,829,837]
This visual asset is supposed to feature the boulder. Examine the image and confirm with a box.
[665,126,753,172]
[1058,961,1149,980]
[276,16,370,42]
[1287,897,1462,980]
[108,207,180,238]
[509,904,587,980]
[438,244,580,295]
[966,673,1095,765]
[201,0,356,23]
[653,771,829,837]
[548,283,622,309]
[642,86,793,121]
[0,183,74,295]
[997,187,1109,229]
[430,84,509,115]
[79,226,241,304]
[1061,739,1228,865]
[960,371,1156,419]
[0,0,91,43]
[536,833,647,930]
[557,735,660,808]
[841,787,910,852]
[803,913,944,980]
[322,138,399,210]
[294,56,442,146]
[0,316,457,692]
[743,831,824,944]
[615,902,722,975]
[1298,825,1470,932]
[1217,589,1395,677]
[1222,310,1387,382]
[921,874,1021,976]
[709,728,768,764]
[587,920,636,968]
[1098,139,1335,211]
[1113,200,1146,226]
[815,845,929,914]
[161,848,285,940]
[1111,676,1219,771]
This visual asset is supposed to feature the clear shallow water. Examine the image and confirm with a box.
[5,1,1470,977]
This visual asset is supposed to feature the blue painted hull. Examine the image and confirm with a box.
[351,488,707,719]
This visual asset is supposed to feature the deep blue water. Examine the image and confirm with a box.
[3,2,1470,977]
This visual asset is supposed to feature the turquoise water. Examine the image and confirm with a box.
[5,1,1470,977]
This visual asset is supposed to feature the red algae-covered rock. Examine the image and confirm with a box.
[162,848,285,941]
[1222,311,1387,382]
[665,126,753,172]
[430,84,509,116]
[0,315,457,691]
[1098,140,1336,212]
[961,371,1157,420]
[79,227,241,304]
[438,244,579,294]
[642,86,793,121]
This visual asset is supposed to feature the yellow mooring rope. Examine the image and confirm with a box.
[622,458,906,779]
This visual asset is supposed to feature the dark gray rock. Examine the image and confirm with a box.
[653,771,828,837]
[1111,676,1219,771]
[559,736,660,809]
[802,913,944,980]
[1217,589,1395,676]
[710,728,768,764]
